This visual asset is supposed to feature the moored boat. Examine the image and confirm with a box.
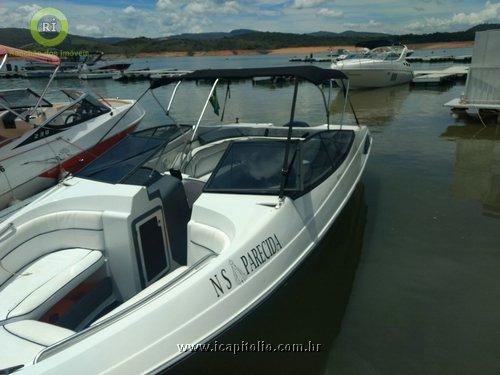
[0,66,371,374]
[331,45,413,89]
[0,45,145,209]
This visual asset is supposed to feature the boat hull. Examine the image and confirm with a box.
[17,125,370,374]
[338,68,413,89]
[163,183,367,375]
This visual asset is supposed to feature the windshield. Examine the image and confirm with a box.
[44,95,110,129]
[0,88,52,110]
[77,125,191,185]
[362,47,403,61]
[205,140,300,194]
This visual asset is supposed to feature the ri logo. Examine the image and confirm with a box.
[40,17,59,33]
[30,8,69,47]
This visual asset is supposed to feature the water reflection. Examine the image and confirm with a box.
[331,84,411,125]
[442,124,500,218]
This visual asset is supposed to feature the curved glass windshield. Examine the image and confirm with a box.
[205,140,299,194]
[44,95,110,129]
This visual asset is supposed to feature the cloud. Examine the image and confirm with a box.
[0,3,41,31]
[74,24,103,37]
[291,0,327,10]
[185,0,241,15]
[123,6,137,14]
[317,8,343,18]
[408,1,500,31]
[0,0,496,38]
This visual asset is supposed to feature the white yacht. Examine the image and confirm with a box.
[0,66,371,374]
[0,45,145,209]
[332,45,413,88]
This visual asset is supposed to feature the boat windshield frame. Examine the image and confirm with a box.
[150,66,357,200]
[362,45,407,61]
[40,91,111,128]
[0,88,53,112]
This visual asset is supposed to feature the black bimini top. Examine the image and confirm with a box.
[150,66,347,89]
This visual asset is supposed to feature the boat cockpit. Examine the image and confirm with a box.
[0,89,112,145]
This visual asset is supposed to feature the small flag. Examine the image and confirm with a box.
[209,88,220,116]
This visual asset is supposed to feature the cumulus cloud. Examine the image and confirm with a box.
[0,0,496,38]
[291,0,327,10]
[185,0,241,15]
[317,8,343,18]
[0,3,41,31]
[123,6,137,14]
[74,24,103,37]
[408,1,500,31]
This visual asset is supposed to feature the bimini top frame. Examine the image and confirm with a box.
[149,66,356,200]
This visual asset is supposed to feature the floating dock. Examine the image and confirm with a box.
[289,57,332,63]
[412,65,469,85]
[407,55,472,63]
[0,71,24,79]
[114,69,191,82]
[78,71,119,80]
[445,30,500,120]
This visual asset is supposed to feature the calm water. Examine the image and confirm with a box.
[3,49,500,374]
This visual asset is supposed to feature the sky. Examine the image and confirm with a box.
[0,0,498,38]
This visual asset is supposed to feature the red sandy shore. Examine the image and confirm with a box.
[131,40,474,59]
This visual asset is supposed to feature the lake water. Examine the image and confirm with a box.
[3,49,500,374]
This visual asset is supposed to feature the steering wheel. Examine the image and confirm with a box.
[64,113,80,126]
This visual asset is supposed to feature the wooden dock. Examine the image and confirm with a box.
[412,66,469,85]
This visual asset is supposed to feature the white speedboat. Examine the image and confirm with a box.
[332,45,413,88]
[0,46,145,209]
[0,66,371,374]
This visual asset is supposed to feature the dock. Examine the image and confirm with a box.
[289,57,332,63]
[78,71,118,80]
[445,30,500,120]
[0,71,24,79]
[407,55,471,63]
[412,65,469,85]
[114,69,191,82]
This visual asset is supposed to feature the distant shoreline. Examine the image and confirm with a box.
[125,40,474,59]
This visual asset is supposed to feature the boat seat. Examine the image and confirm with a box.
[188,222,230,264]
[0,320,74,371]
[0,248,104,324]
[183,142,229,179]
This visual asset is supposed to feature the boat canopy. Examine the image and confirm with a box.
[150,66,348,89]
[0,44,60,65]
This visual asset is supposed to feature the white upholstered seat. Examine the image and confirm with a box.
[0,320,74,370]
[0,248,104,323]
[187,221,230,264]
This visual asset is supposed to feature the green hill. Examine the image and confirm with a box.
[0,24,498,56]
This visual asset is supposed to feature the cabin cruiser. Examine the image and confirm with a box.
[331,45,413,88]
[0,66,371,374]
[0,46,145,209]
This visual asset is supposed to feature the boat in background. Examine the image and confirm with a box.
[0,45,145,209]
[20,52,131,79]
[331,45,413,89]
